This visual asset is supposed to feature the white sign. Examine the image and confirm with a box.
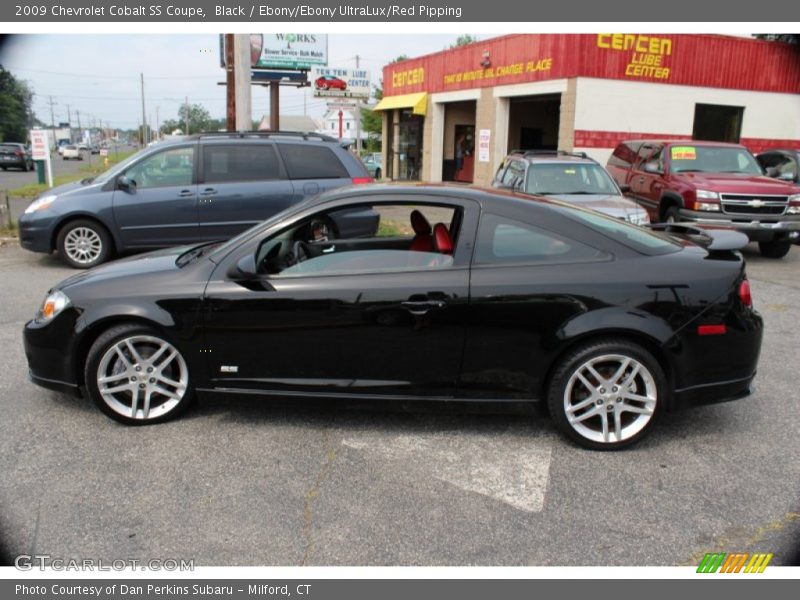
[30,130,49,161]
[100,148,109,157]
[478,129,491,163]
[248,34,328,70]
[311,67,371,99]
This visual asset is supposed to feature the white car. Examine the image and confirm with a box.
[61,145,83,160]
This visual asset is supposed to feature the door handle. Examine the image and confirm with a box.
[401,300,446,315]
[639,177,646,184]
[177,189,194,197]
[200,188,218,196]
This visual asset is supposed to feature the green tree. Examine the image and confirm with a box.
[374,54,410,100]
[0,65,34,143]
[754,34,799,44]
[176,103,213,134]
[450,35,478,48]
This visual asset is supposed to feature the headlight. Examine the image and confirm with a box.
[24,195,57,214]
[696,190,719,200]
[696,202,721,212]
[787,205,800,215]
[35,289,70,323]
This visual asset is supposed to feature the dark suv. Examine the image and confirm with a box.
[0,143,34,171]
[19,132,377,268]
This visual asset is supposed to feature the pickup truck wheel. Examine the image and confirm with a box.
[663,206,680,223]
[758,239,792,259]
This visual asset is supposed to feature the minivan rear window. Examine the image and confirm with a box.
[278,144,350,179]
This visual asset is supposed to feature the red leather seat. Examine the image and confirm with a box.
[409,210,434,252]
[433,223,454,255]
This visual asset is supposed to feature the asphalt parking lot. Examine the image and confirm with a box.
[0,240,798,566]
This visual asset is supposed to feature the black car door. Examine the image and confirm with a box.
[201,196,480,398]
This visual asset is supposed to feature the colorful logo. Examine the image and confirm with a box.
[696,552,773,573]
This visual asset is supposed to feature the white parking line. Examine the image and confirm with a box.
[342,427,553,512]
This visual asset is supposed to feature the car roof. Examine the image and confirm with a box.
[158,131,341,144]
[505,150,598,165]
[620,139,746,149]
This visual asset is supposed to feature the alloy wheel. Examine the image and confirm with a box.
[96,335,189,421]
[563,353,657,444]
[63,227,103,265]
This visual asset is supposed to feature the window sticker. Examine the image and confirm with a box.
[671,146,697,160]
[564,168,576,174]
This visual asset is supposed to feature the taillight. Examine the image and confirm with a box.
[14,150,23,157]
[351,177,373,185]
[739,279,752,308]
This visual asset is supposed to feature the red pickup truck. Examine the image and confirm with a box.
[607,140,800,258]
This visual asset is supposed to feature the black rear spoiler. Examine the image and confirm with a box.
[646,223,749,251]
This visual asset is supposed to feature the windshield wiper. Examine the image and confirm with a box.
[674,169,705,173]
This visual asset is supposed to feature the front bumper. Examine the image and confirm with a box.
[23,311,82,396]
[678,208,800,241]
[18,214,55,253]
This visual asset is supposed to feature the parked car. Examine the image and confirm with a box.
[19,131,376,269]
[607,140,800,258]
[23,184,762,450]
[493,150,649,225]
[61,145,84,160]
[756,148,798,183]
[362,153,383,179]
[89,144,101,155]
[314,75,347,91]
[0,143,34,171]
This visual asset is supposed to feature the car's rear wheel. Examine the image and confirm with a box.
[547,339,666,450]
[56,219,112,269]
[85,324,194,425]
[758,239,792,259]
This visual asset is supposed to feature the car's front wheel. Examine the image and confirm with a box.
[547,339,666,450]
[758,239,792,259]
[56,219,112,268]
[85,324,194,425]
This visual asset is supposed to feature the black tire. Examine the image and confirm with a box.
[758,239,792,259]
[547,338,667,450]
[663,205,680,224]
[55,219,113,269]
[375,168,381,180]
[84,324,195,425]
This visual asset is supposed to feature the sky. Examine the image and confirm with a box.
[0,34,487,131]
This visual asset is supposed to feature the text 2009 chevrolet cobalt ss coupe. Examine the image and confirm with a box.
[23,185,763,449]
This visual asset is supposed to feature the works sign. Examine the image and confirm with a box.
[226,34,328,71]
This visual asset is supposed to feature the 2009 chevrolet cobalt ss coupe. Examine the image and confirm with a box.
[23,185,763,449]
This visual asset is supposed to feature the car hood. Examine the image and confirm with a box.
[548,193,647,219]
[43,179,104,201]
[57,245,196,293]
[674,172,797,194]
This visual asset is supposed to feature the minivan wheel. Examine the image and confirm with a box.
[758,239,792,259]
[56,219,112,268]
[85,324,194,425]
[547,339,666,450]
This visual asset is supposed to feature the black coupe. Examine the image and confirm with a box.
[23,185,763,449]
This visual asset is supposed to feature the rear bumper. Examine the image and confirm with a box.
[671,372,755,410]
[678,208,800,241]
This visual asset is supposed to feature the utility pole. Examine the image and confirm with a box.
[155,106,160,141]
[76,110,82,142]
[66,104,72,142]
[269,83,279,131]
[47,96,56,129]
[233,34,252,131]
[140,73,148,147]
[225,33,236,131]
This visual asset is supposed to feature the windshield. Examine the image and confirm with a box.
[525,163,619,195]
[669,145,762,174]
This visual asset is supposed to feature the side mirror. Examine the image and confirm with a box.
[228,253,257,280]
[117,175,135,193]
[619,184,631,193]
[643,161,662,174]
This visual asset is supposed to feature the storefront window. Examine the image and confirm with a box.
[396,109,424,181]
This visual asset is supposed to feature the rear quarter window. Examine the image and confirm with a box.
[608,142,641,168]
[278,144,350,179]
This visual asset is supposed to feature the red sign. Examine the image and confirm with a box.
[383,34,800,97]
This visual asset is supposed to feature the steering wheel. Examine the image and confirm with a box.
[291,241,311,265]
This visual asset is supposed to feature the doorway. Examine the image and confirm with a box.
[507,94,561,152]
[692,103,744,143]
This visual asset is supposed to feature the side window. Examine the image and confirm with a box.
[501,161,525,188]
[649,146,665,171]
[125,147,194,190]
[475,213,605,266]
[256,203,459,278]
[203,144,280,183]
[635,144,656,169]
[608,142,641,168]
[278,144,350,179]
[777,155,798,179]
